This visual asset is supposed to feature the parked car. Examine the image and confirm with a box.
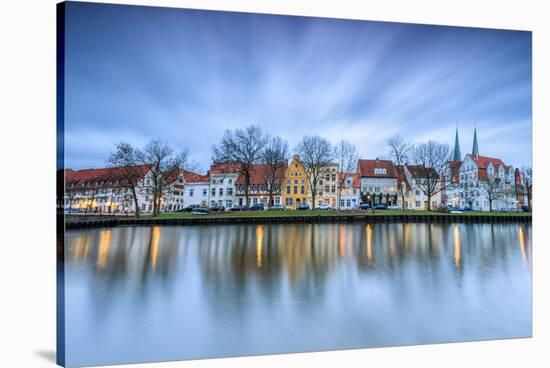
[191,207,209,215]
[249,203,265,211]
[209,204,225,212]
[316,204,332,210]
[269,204,285,211]
[229,205,246,212]
[387,205,401,210]
[178,204,200,212]
[457,206,472,212]
[358,203,371,210]
[296,204,310,210]
[521,206,531,212]
[374,204,387,210]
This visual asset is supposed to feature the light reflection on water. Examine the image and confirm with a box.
[63,223,532,367]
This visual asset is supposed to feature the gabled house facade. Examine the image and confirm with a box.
[357,159,399,207]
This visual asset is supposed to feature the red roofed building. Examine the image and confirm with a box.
[443,127,519,211]
[338,172,361,209]
[182,171,210,208]
[208,162,241,208]
[357,159,399,206]
[235,163,288,207]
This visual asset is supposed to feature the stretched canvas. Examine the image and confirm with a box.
[57,1,532,367]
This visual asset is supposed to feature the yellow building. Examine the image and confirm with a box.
[282,155,309,209]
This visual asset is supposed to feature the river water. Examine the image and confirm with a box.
[62,223,532,367]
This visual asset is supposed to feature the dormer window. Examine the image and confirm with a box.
[374,168,387,175]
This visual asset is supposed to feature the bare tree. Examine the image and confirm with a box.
[387,134,412,209]
[107,142,146,218]
[478,174,506,212]
[520,166,532,210]
[295,135,334,209]
[260,136,289,207]
[410,141,451,211]
[138,139,188,216]
[335,140,358,211]
[211,125,269,208]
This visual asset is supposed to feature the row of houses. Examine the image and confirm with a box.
[62,129,529,214]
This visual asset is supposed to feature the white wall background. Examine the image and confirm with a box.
[0,0,547,367]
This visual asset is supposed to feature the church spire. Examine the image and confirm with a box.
[472,126,479,158]
[452,126,461,162]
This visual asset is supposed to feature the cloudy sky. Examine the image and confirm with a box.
[64,2,532,171]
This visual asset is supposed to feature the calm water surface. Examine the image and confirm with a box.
[63,223,532,367]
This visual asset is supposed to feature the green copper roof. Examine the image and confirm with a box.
[472,127,479,157]
[452,128,461,161]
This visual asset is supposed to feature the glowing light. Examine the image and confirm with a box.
[339,224,345,257]
[256,225,264,268]
[519,226,527,266]
[97,230,112,269]
[366,224,373,262]
[151,226,160,270]
[453,224,461,267]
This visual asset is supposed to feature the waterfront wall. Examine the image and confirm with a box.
[65,214,532,230]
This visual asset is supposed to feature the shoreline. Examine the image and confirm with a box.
[64,212,532,230]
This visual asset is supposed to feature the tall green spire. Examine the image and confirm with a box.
[472,126,479,158]
[452,127,461,161]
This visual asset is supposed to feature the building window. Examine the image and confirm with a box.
[227,188,233,196]
[332,174,336,181]
[286,198,293,206]
[203,188,207,196]
[294,186,298,194]
[331,185,336,193]
[415,201,421,207]
[286,186,290,194]
[189,189,194,197]
[301,186,305,194]
[219,188,223,196]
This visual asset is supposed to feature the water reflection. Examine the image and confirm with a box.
[64,223,532,367]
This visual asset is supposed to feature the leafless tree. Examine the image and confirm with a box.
[387,134,412,209]
[520,166,532,210]
[478,174,506,212]
[295,135,334,208]
[410,141,451,211]
[107,142,146,218]
[211,125,269,208]
[260,136,289,207]
[335,140,358,211]
[138,139,189,216]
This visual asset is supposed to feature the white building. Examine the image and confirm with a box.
[208,162,240,208]
[443,128,519,211]
[312,163,339,208]
[338,172,361,210]
[182,172,210,208]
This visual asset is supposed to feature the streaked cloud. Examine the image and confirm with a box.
[64,3,532,170]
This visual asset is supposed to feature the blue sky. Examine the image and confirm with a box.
[64,2,532,171]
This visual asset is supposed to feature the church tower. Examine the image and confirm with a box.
[472,127,479,158]
[452,127,461,162]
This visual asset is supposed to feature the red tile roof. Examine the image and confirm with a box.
[183,171,209,183]
[66,165,150,189]
[209,162,241,174]
[394,166,411,191]
[468,154,510,181]
[235,163,287,185]
[357,159,397,178]
[406,164,437,178]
